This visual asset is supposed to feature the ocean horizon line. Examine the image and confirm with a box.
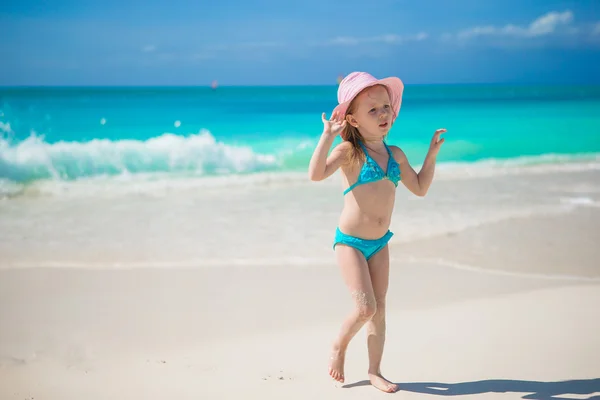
[3,82,600,90]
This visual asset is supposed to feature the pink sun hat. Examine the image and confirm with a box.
[332,72,404,138]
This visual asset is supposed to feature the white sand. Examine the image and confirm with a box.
[1,166,599,399]
[1,267,598,399]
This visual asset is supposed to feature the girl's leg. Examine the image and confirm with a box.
[366,245,399,393]
[329,244,377,383]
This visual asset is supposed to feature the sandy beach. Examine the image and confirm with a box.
[1,165,599,399]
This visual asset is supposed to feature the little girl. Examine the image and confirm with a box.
[308,72,445,393]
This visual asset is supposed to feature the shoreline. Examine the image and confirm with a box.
[2,201,599,276]
[1,151,600,200]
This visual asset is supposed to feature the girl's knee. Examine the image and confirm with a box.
[369,299,386,321]
[351,290,377,319]
[357,303,377,320]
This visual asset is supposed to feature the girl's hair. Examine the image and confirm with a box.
[342,84,392,166]
[343,97,366,166]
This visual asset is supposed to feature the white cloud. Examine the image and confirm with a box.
[142,45,156,52]
[413,32,429,41]
[455,10,574,40]
[322,32,428,46]
[328,36,361,46]
[528,10,573,36]
[593,22,600,36]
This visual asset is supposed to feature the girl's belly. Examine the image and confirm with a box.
[338,185,396,239]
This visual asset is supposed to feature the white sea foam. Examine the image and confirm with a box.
[434,153,600,180]
[1,124,599,200]
[0,122,12,134]
[0,129,279,184]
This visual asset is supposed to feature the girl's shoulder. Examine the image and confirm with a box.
[334,140,353,151]
[386,144,408,164]
[330,140,354,158]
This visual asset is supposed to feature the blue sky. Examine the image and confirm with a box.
[2,0,600,86]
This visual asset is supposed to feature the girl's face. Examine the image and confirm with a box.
[346,85,393,139]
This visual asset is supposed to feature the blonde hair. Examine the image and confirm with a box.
[343,97,366,166]
[342,84,392,166]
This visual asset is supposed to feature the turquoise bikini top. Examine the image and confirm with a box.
[343,141,401,195]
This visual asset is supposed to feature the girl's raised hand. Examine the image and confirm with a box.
[322,111,346,137]
[429,128,446,154]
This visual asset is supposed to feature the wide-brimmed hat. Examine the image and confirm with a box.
[332,72,404,139]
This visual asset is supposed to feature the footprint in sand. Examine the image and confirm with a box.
[262,371,293,381]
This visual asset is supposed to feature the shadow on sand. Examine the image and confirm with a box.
[342,378,600,399]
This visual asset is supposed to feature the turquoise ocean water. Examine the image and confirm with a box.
[1,84,600,196]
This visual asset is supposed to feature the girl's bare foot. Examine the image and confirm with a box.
[328,346,346,383]
[368,372,399,393]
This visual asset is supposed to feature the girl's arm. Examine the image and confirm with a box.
[308,112,349,181]
[308,134,350,181]
[390,128,446,197]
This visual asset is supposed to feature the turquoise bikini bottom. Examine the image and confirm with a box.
[333,228,394,261]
